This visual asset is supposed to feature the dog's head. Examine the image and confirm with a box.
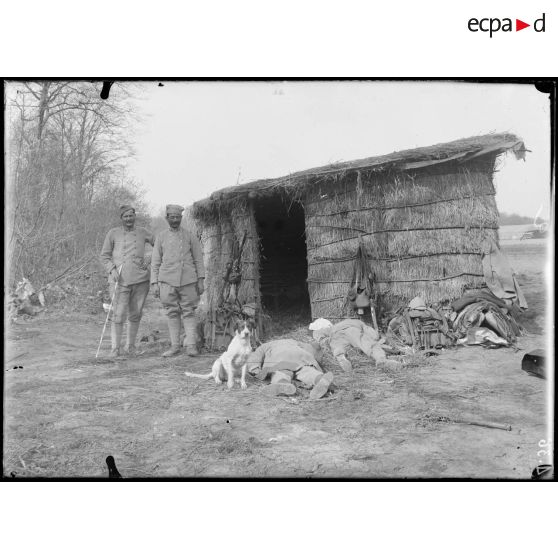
[234,318,255,339]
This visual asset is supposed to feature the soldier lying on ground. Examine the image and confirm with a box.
[309,318,401,373]
[247,339,334,399]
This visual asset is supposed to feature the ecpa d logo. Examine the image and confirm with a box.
[468,13,546,37]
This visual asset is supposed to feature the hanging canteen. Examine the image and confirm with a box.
[354,290,371,309]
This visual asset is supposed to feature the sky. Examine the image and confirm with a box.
[126,81,551,220]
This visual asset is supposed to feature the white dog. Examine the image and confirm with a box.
[184,319,255,390]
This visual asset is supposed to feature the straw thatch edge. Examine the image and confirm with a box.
[192,133,525,219]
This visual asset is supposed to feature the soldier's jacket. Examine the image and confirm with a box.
[247,339,323,375]
[100,226,155,286]
[151,227,205,287]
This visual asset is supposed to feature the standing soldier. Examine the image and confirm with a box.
[151,204,205,357]
[100,204,155,357]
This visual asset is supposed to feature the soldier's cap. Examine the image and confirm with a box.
[409,296,427,310]
[309,318,333,331]
[166,204,184,215]
[120,204,135,217]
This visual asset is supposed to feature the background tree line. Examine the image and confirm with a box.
[498,212,536,226]
[5,81,149,291]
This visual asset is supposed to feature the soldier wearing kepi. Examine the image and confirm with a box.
[151,204,205,357]
[100,204,155,357]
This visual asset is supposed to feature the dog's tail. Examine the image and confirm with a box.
[184,371,213,379]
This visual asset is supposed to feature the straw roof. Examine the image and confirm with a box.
[193,133,525,215]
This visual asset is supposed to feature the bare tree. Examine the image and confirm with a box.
[5,80,147,289]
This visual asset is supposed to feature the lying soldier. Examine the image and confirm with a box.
[309,318,401,373]
[247,339,334,400]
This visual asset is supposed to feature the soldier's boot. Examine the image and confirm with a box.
[336,354,353,374]
[309,372,334,400]
[263,380,296,397]
[162,317,181,357]
[110,322,124,358]
[125,321,140,356]
[376,358,402,370]
[255,368,270,381]
[183,316,199,357]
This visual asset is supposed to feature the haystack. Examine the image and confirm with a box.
[189,133,526,345]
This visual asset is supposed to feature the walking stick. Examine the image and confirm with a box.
[96,264,123,358]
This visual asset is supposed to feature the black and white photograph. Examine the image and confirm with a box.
[3,80,554,479]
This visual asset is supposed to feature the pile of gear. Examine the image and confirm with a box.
[450,289,523,348]
[385,239,527,352]
[386,289,524,353]
[386,297,456,353]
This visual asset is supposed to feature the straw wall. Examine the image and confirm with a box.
[190,199,261,341]
[305,159,499,319]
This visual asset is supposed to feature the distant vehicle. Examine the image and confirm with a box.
[520,229,548,240]
[520,204,549,240]
[520,221,548,240]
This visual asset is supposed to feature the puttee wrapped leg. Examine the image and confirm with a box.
[162,316,182,357]
[182,316,199,356]
[110,322,124,357]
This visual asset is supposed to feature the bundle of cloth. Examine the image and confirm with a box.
[456,327,511,348]
[450,289,523,346]
[449,239,526,348]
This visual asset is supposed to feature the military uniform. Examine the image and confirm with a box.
[246,339,334,399]
[310,318,395,373]
[100,213,154,355]
[151,221,205,355]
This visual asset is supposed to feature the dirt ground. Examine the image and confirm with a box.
[3,235,551,478]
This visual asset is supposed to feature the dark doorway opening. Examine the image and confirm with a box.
[254,196,311,326]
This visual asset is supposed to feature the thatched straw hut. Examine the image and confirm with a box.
[189,133,526,345]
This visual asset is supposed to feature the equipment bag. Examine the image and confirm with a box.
[387,307,456,351]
